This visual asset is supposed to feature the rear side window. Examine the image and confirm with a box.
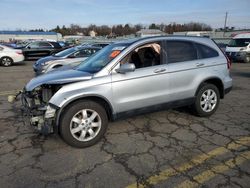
[166,41,197,63]
[196,43,219,59]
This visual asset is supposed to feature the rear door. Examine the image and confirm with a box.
[166,40,220,101]
[166,40,200,101]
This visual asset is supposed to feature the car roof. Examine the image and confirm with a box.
[113,35,214,46]
[233,33,250,39]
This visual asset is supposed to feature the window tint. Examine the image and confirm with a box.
[196,43,219,58]
[228,38,250,47]
[75,49,93,57]
[38,42,52,48]
[166,41,197,63]
[27,42,40,48]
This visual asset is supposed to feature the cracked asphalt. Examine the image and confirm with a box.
[0,62,250,188]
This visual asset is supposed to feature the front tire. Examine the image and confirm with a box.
[193,84,220,117]
[60,100,108,148]
[1,57,13,67]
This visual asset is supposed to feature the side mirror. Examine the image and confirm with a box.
[116,63,135,74]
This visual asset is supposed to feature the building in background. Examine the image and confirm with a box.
[89,30,97,38]
[173,29,250,44]
[0,31,62,42]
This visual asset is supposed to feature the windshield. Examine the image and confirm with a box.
[76,43,128,73]
[54,47,77,57]
[228,38,250,47]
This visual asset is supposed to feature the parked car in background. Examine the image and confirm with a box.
[216,43,227,53]
[33,46,101,75]
[226,33,250,63]
[0,44,24,66]
[21,36,232,147]
[80,42,112,48]
[19,41,64,60]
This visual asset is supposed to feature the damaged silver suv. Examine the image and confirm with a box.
[17,36,232,148]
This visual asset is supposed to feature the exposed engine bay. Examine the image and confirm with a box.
[20,84,62,135]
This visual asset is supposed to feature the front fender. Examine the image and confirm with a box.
[49,75,112,108]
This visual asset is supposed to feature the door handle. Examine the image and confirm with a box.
[154,68,166,73]
[196,63,204,67]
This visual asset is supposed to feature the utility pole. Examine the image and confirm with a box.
[223,12,228,37]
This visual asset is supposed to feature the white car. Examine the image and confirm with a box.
[0,44,24,66]
[226,33,250,63]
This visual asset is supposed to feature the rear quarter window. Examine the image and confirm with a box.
[196,43,219,59]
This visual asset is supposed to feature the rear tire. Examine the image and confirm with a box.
[1,56,13,67]
[60,100,108,148]
[193,84,220,117]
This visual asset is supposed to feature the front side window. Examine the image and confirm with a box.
[120,42,162,69]
[166,41,197,63]
[39,42,52,48]
[27,42,40,48]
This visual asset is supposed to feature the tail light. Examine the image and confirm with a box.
[16,51,23,55]
[212,39,231,70]
[225,54,231,69]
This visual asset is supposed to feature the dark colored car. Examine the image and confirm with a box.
[20,41,65,60]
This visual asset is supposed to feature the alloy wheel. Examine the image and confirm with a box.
[70,109,102,142]
[200,89,217,112]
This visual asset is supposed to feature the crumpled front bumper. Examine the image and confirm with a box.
[21,91,56,135]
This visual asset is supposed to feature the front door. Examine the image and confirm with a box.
[111,41,171,113]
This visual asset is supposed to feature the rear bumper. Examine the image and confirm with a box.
[13,55,25,63]
[225,86,232,95]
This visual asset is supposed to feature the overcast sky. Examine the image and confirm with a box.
[0,0,250,30]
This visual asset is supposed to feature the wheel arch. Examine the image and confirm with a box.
[195,77,225,99]
[55,94,114,132]
[0,56,14,64]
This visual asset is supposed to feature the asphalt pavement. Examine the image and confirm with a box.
[0,61,249,188]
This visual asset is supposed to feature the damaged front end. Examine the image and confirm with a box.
[8,68,93,135]
[20,85,60,135]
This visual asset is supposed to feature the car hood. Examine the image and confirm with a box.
[35,56,62,65]
[25,69,92,91]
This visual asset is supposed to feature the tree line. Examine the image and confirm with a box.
[34,22,212,36]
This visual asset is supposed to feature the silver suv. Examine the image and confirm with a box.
[20,36,232,148]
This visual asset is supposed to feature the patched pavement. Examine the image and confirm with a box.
[0,62,250,188]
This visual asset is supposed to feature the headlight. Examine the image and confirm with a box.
[240,47,247,51]
[45,105,56,118]
[41,62,49,66]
